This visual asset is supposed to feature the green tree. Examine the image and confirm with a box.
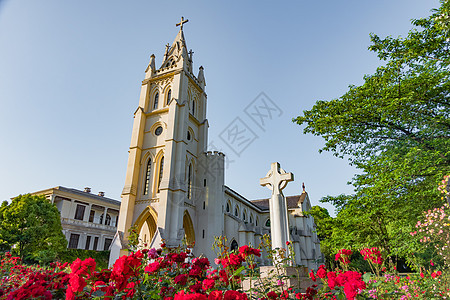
[294,1,450,263]
[0,194,67,263]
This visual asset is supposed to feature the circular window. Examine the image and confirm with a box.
[155,126,163,136]
[187,131,191,141]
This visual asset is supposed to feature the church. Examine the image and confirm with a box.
[109,18,322,270]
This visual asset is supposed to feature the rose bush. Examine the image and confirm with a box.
[0,241,449,299]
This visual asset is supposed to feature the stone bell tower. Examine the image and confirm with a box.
[110,17,209,264]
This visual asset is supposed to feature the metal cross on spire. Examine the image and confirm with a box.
[176,16,189,30]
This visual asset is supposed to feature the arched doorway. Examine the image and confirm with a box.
[134,207,157,246]
[183,211,195,247]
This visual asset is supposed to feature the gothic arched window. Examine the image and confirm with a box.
[226,202,230,213]
[243,211,247,222]
[250,214,253,224]
[265,218,271,227]
[187,163,193,199]
[143,158,152,195]
[157,156,164,193]
[153,92,159,110]
[230,240,238,251]
[234,206,239,217]
[167,89,172,105]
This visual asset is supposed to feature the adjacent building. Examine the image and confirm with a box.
[30,186,120,251]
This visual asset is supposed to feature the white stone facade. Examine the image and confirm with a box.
[31,186,120,251]
[110,25,322,270]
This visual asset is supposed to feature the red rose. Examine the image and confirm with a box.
[238,245,261,258]
[174,274,188,285]
[267,291,279,299]
[189,266,203,277]
[68,273,87,293]
[208,290,223,300]
[223,290,248,300]
[175,290,208,300]
[309,270,316,282]
[316,265,327,279]
[202,278,215,291]
[145,261,161,274]
[327,271,337,289]
[189,283,202,293]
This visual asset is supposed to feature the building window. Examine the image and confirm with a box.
[167,89,171,105]
[68,234,80,249]
[89,210,95,222]
[256,218,259,226]
[250,215,253,224]
[85,236,91,250]
[104,238,113,251]
[191,100,196,116]
[202,230,205,239]
[230,240,238,251]
[144,158,152,195]
[235,207,239,217]
[93,237,99,251]
[74,204,85,221]
[99,213,111,226]
[105,214,111,226]
[153,92,159,110]
[265,218,271,227]
[157,156,164,193]
[226,203,230,213]
[243,211,247,221]
[187,163,193,199]
[155,126,163,136]
[187,131,191,141]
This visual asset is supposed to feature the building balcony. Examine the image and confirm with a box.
[61,217,117,232]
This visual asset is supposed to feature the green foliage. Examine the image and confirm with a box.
[0,194,67,264]
[294,0,450,264]
[58,249,110,270]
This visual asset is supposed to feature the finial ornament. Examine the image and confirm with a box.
[176,16,189,30]
[188,49,194,61]
[302,182,306,193]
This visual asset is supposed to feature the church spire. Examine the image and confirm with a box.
[159,17,190,70]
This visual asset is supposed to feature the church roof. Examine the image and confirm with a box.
[27,186,121,206]
[250,193,307,211]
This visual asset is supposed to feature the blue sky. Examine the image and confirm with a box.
[0,0,440,215]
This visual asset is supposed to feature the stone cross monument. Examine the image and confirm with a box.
[260,162,294,260]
